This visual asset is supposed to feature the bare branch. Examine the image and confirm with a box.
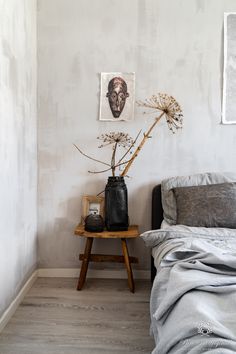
[117,129,142,164]
[88,154,134,174]
[88,156,134,174]
[88,167,113,174]
[121,113,165,177]
[73,144,110,167]
[115,157,133,168]
[111,142,118,176]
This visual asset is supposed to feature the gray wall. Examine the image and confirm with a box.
[0,0,37,316]
[37,0,236,270]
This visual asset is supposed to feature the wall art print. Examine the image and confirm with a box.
[222,13,236,124]
[99,72,135,121]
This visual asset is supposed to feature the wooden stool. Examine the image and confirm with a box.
[74,224,139,293]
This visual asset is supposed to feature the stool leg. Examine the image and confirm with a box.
[121,238,135,293]
[77,237,93,290]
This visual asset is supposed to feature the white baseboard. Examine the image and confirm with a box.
[0,270,38,333]
[37,268,150,279]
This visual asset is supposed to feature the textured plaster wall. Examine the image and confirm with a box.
[0,0,37,316]
[37,0,236,270]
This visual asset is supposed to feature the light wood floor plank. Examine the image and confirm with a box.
[0,278,154,354]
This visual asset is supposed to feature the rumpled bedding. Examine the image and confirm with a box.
[141,225,236,354]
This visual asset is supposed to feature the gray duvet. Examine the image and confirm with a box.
[141,226,236,354]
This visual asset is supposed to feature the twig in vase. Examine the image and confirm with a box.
[117,129,142,165]
[88,156,134,174]
[121,93,183,177]
[73,144,110,167]
[120,113,164,177]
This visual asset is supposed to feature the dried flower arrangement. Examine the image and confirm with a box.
[74,93,183,177]
[74,131,140,177]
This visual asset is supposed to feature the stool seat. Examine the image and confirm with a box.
[74,224,139,292]
[74,224,139,238]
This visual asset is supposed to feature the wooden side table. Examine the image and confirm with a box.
[74,224,139,293]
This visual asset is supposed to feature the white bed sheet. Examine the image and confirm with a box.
[151,222,236,269]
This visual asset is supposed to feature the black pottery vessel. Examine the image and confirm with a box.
[105,176,129,231]
[84,214,104,232]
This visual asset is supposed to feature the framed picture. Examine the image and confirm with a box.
[222,13,236,124]
[99,72,135,121]
[81,195,105,223]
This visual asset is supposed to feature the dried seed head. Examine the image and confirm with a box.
[97,132,134,148]
[137,93,183,133]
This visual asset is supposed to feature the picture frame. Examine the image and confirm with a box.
[222,13,236,124]
[81,195,105,224]
[99,72,135,122]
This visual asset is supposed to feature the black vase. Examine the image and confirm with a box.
[105,176,129,231]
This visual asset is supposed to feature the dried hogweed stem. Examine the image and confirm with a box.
[121,112,165,177]
[117,129,142,165]
[73,144,110,167]
[121,93,183,177]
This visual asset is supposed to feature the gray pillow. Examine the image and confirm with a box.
[173,182,236,228]
[161,172,236,225]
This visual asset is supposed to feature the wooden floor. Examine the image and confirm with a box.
[0,278,154,354]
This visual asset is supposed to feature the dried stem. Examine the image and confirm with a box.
[73,144,110,167]
[111,142,118,176]
[96,189,105,196]
[88,167,113,174]
[88,155,134,174]
[118,129,142,165]
[121,112,165,177]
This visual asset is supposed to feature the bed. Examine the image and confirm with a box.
[141,172,236,354]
